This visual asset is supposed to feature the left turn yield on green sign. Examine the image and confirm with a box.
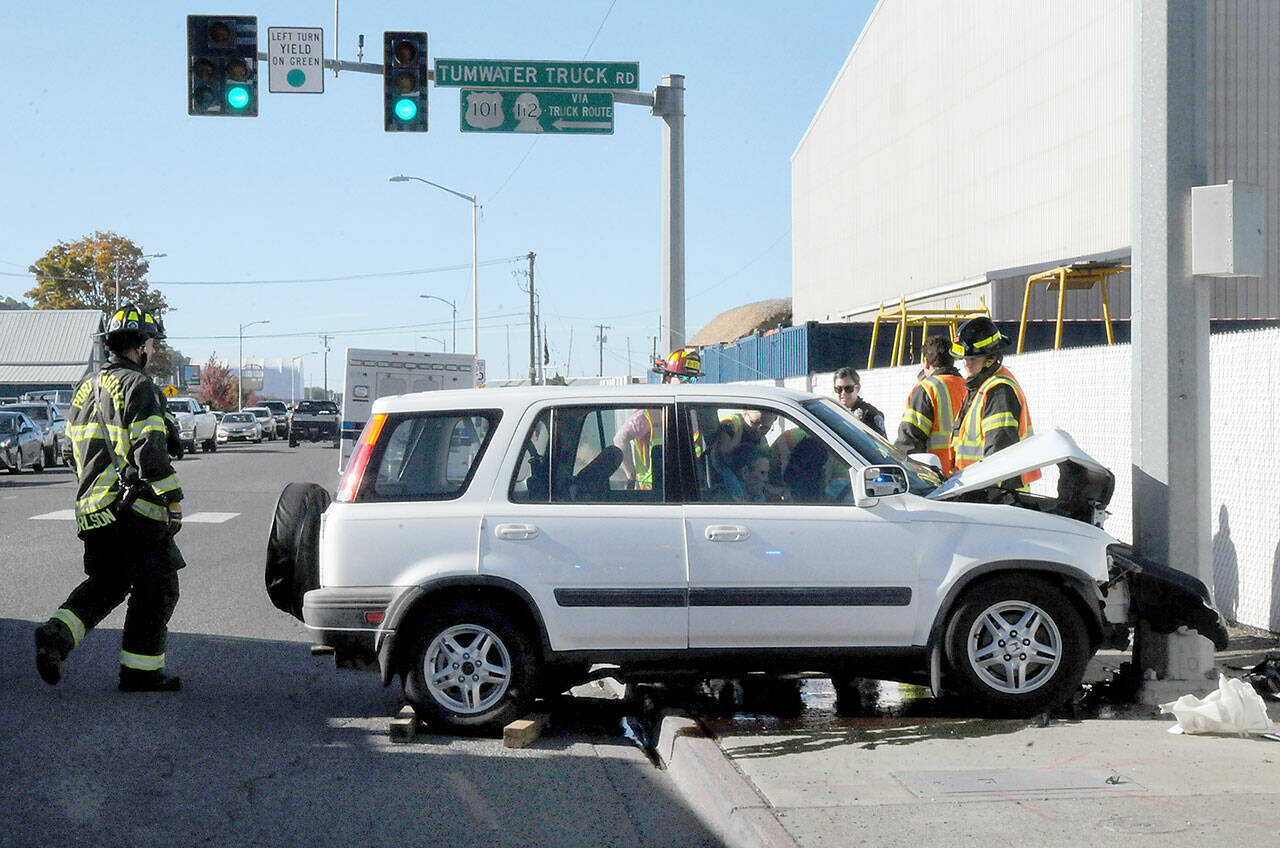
[268,27,324,93]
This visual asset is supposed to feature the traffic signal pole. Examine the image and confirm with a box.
[240,54,687,367]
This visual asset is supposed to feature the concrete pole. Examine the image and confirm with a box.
[1131,0,1214,688]
[527,252,537,385]
[657,74,685,357]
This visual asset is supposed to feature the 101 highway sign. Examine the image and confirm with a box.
[460,89,614,134]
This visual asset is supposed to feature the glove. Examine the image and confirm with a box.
[167,503,183,536]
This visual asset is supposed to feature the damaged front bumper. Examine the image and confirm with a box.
[1107,542,1230,651]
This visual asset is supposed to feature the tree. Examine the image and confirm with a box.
[27,231,178,382]
[197,354,239,411]
[27,231,168,315]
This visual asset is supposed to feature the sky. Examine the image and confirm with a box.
[0,1,876,385]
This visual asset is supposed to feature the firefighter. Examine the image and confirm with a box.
[34,304,187,692]
[894,334,967,474]
[949,316,1040,490]
[615,349,703,489]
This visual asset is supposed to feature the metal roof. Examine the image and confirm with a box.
[0,309,104,386]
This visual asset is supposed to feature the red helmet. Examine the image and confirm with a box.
[652,348,702,381]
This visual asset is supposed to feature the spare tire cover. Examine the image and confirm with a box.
[265,482,332,620]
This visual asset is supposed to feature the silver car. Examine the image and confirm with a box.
[0,401,67,467]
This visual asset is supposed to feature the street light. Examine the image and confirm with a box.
[238,319,269,410]
[419,336,446,351]
[289,351,318,407]
[389,175,478,361]
[112,252,167,312]
[419,294,457,352]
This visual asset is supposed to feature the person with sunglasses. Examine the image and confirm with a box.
[832,367,885,437]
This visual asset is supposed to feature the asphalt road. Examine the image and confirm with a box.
[0,440,721,848]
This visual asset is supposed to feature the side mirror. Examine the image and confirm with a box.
[908,452,943,472]
[853,464,909,507]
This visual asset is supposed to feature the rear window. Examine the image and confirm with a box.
[360,410,499,502]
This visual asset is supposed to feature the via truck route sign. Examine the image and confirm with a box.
[461,89,613,134]
[435,58,639,90]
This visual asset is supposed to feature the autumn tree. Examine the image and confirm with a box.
[27,231,168,315]
[197,353,239,411]
[27,231,182,382]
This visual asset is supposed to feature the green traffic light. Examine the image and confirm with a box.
[227,86,251,110]
[394,98,418,122]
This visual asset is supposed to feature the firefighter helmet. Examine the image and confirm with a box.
[104,304,165,346]
[951,316,1008,359]
[653,348,702,381]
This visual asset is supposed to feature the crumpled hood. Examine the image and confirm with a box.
[926,429,1109,500]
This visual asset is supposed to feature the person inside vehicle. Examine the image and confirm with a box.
[706,443,773,503]
[782,435,833,503]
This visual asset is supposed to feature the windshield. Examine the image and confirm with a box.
[166,401,190,413]
[0,416,15,434]
[224,413,254,423]
[802,397,942,494]
[248,409,270,419]
[299,402,338,413]
[7,405,48,422]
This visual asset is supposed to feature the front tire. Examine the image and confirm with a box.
[943,576,1090,716]
[405,601,539,732]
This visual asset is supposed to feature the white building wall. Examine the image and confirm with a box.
[773,327,1280,632]
[793,1,1131,323]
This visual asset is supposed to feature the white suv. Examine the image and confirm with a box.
[265,385,1226,731]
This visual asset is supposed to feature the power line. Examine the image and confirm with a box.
[169,311,528,341]
[0,255,526,287]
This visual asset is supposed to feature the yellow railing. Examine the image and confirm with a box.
[867,297,990,369]
[1017,263,1128,353]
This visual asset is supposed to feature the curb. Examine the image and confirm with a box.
[656,713,799,848]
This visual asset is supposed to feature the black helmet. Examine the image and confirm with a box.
[105,304,165,346]
[951,316,1008,359]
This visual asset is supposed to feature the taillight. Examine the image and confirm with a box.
[335,413,387,503]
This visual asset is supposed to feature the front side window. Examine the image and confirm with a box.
[509,404,669,504]
[361,410,498,502]
[684,404,852,505]
[803,397,942,494]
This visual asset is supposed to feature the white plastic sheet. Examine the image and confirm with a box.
[1159,673,1279,735]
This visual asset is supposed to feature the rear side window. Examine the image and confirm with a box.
[361,410,499,502]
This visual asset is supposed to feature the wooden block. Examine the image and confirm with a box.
[390,705,420,743]
[503,712,550,748]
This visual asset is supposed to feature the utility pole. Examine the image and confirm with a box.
[319,334,333,399]
[626,337,632,382]
[595,324,611,377]
[526,252,537,385]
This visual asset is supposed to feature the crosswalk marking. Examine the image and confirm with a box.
[30,509,239,523]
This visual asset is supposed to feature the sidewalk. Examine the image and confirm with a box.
[658,632,1280,848]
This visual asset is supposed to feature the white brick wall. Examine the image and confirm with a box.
[768,327,1280,632]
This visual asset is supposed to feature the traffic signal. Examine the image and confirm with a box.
[187,15,258,117]
[384,32,428,132]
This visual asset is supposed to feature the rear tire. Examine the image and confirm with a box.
[943,576,1090,716]
[405,601,539,732]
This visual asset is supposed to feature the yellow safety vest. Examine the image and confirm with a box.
[951,367,1041,486]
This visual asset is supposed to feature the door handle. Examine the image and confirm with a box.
[705,524,749,542]
[495,523,539,541]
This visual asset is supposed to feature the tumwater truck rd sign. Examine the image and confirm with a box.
[461,90,614,134]
[435,59,639,90]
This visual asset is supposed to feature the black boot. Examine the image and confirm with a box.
[34,620,74,685]
[118,667,182,693]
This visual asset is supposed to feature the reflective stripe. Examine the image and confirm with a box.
[120,650,165,671]
[902,407,931,432]
[130,415,166,439]
[150,473,181,495]
[130,499,168,521]
[633,409,662,490]
[53,609,86,646]
[981,412,1019,431]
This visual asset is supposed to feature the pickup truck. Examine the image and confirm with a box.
[165,397,219,453]
[289,399,340,447]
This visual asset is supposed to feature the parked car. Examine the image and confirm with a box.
[165,397,219,453]
[216,411,263,444]
[243,406,278,441]
[0,401,67,467]
[264,385,1227,732]
[288,399,340,446]
[0,410,45,473]
[259,400,290,438]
